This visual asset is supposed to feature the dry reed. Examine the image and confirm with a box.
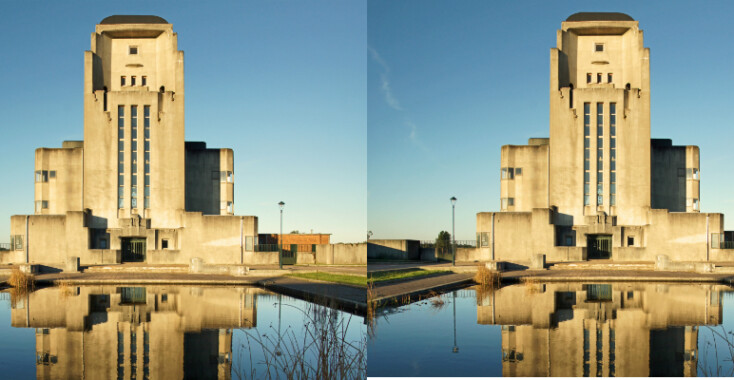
[8,268,35,291]
[474,264,501,288]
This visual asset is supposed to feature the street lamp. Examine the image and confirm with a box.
[279,201,285,269]
[451,196,457,266]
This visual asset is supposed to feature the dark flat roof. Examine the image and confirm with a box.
[100,15,168,24]
[566,12,634,22]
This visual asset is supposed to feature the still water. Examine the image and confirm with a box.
[368,282,734,377]
[0,285,366,379]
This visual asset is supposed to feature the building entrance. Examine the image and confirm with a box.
[587,235,612,260]
[121,238,146,262]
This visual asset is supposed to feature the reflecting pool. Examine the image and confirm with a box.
[367,282,734,377]
[0,285,366,379]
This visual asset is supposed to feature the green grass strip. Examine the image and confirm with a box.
[288,272,368,287]
[368,269,450,283]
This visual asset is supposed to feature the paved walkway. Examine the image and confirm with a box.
[371,272,474,305]
[259,277,366,315]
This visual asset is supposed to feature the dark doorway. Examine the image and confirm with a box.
[587,235,612,259]
[121,238,146,262]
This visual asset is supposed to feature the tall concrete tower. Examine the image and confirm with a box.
[84,15,185,229]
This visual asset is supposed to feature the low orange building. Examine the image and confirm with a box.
[258,233,331,245]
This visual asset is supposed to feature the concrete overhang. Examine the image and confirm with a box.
[95,24,172,38]
[561,20,638,35]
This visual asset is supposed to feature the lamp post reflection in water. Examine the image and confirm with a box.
[452,291,459,353]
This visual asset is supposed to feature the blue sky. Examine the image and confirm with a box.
[0,1,366,243]
[368,0,734,241]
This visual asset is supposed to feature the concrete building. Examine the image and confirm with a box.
[5,16,260,265]
[476,283,722,376]
[476,13,734,263]
[11,285,263,379]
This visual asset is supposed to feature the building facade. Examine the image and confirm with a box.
[6,16,261,265]
[476,13,733,262]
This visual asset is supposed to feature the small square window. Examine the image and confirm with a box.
[586,73,592,84]
[129,46,138,55]
[693,199,700,210]
[142,76,147,86]
[607,73,613,83]
[693,168,699,180]
[508,198,514,206]
[49,171,56,179]
[227,171,233,182]
[595,43,604,52]
[131,76,136,86]
[121,76,126,86]
[227,201,233,213]
[628,236,635,246]
[42,200,48,209]
[597,73,602,83]
[161,294,168,302]
[100,239,107,249]
[515,168,522,176]
[162,239,168,249]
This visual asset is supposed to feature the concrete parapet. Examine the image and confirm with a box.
[65,257,80,273]
[486,261,504,272]
[530,254,546,269]
[695,263,715,273]
[19,264,39,274]
[189,257,248,276]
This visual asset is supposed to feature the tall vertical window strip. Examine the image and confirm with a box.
[118,106,124,208]
[610,103,617,206]
[131,106,138,208]
[596,103,603,206]
[584,103,591,206]
[144,106,150,209]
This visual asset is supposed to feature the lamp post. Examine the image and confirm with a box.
[278,201,285,269]
[451,196,457,266]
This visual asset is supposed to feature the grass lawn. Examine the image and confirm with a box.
[368,269,451,283]
[288,272,368,287]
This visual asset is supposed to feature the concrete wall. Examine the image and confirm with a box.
[477,207,724,264]
[501,143,549,212]
[315,243,366,265]
[367,239,420,260]
[35,147,83,215]
[185,142,228,215]
[651,142,699,212]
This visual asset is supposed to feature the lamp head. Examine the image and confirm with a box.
[278,201,285,210]
[450,196,457,206]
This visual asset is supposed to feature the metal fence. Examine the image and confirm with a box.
[420,240,477,248]
[254,244,316,253]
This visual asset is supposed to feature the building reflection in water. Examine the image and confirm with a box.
[476,283,726,377]
[10,285,266,380]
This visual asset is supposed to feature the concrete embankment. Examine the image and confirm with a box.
[367,261,734,307]
[0,263,368,316]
